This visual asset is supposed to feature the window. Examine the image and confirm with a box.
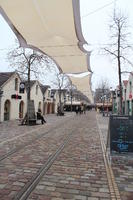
[36,85,38,95]
[48,90,51,98]
[15,78,18,91]
[19,82,25,93]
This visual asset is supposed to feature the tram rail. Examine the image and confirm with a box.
[0,117,73,162]
[0,112,123,200]
[14,129,74,200]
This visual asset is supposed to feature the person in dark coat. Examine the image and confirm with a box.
[75,106,79,114]
[78,106,81,114]
[37,108,46,124]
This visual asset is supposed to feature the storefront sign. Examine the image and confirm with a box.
[109,115,133,153]
[11,94,22,99]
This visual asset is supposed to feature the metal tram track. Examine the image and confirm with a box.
[14,128,75,200]
[96,115,121,200]
[0,117,73,162]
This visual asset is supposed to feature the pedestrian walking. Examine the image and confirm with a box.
[83,105,86,114]
[81,104,84,114]
[78,106,81,114]
[75,106,79,114]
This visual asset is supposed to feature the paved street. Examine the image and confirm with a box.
[0,111,132,200]
[97,114,133,200]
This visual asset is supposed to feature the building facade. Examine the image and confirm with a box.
[0,72,27,122]
[0,72,55,122]
[113,73,133,115]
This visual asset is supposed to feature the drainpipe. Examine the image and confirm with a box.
[43,96,45,115]
[0,90,3,123]
[129,81,132,116]
[124,89,126,115]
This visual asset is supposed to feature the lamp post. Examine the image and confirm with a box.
[112,91,116,114]
[64,96,66,104]
[43,96,45,115]
[124,89,126,115]
[70,95,72,112]
[69,88,73,112]
[102,95,106,116]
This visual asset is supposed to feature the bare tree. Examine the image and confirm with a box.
[104,9,132,114]
[8,46,50,98]
[95,79,110,102]
[52,68,71,112]
[67,82,77,112]
[95,79,111,115]
[7,42,51,124]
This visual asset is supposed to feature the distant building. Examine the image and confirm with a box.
[0,70,93,122]
[113,73,133,115]
[94,88,112,112]
[51,89,67,113]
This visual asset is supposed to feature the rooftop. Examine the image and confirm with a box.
[0,72,15,88]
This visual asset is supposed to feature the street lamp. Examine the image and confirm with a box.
[112,91,116,114]
[102,95,106,116]
[124,88,126,115]
[70,95,72,112]
[64,96,66,104]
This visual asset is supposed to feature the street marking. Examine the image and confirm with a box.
[96,114,121,200]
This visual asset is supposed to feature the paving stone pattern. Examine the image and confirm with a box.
[97,114,133,200]
[0,114,73,158]
[28,112,111,200]
[0,113,76,200]
[1,112,132,200]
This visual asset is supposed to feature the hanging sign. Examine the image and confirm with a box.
[19,82,25,93]
[129,93,132,99]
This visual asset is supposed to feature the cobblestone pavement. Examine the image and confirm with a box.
[0,113,74,158]
[27,112,111,200]
[0,111,132,200]
[0,113,74,143]
[0,116,77,199]
[0,111,112,200]
[97,114,133,200]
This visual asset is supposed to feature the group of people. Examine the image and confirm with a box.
[37,104,86,124]
[75,105,86,115]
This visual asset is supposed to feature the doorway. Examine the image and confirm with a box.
[4,100,10,121]
[19,101,24,118]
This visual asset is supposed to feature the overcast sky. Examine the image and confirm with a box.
[80,0,133,90]
[0,0,133,90]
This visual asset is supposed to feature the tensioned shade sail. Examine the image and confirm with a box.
[70,74,94,103]
[0,0,91,74]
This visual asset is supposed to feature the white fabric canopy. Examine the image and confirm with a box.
[0,0,91,74]
[70,74,94,103]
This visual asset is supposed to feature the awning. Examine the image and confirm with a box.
[70,74,94,103]
[0,0,91,74]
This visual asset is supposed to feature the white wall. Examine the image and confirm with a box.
[30,81,43,113]
[1,73,27,122]
[0,77,57,122]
